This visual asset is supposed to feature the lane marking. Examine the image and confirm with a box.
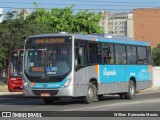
[62,98,160,111]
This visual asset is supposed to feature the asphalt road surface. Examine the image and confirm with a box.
[0,92,160,112]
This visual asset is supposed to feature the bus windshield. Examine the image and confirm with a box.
[10,50,23,77]
[24,44,72,77]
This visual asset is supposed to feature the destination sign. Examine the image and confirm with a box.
[35,38,65,44]
[31,67,44,72]
[27,36,72,45]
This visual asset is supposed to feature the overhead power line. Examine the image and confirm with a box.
[0,1,160,6]
[0,7,134,11]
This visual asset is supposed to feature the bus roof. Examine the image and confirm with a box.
[27,33,150,47]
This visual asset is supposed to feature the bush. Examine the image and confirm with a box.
[152,45,160,66]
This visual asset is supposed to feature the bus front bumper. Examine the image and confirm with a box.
[23,85,75,97]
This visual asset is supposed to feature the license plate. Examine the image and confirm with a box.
[41,93,50,97]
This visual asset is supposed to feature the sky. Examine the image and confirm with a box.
[0,0,160,15]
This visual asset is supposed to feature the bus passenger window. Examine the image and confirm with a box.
[115,45,126,64]
[102,44,114,64]
[75,47,86,66]
[89,43,102,64]
[137,47,147,64]
[127,46,137,64]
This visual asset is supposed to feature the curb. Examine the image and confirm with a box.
[0,92,23,95]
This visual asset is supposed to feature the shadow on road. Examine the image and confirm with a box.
[0,95,122,106]
[1,92,160,106]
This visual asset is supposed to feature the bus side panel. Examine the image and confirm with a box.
[98,82,129,94]
[74,66,98,97]
[98,65,128,94]
[74,65,152,96]
[98,65,152,94]
[125,65,152,91]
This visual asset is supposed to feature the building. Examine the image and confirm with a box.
[17,9,30,20]
[100,12,128,36]
[127,13,134,39]
[0,8,3,23]
[133,8,160,47]
[99,11,108,34]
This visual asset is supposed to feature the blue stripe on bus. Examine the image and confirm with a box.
[32,78,67,89]
[99,65,151,83]
[97,38,150,46]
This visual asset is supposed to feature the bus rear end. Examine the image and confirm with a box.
[8,49,23,92]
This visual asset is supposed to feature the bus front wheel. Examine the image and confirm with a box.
[124,80,136,99]
[84,82,96,104]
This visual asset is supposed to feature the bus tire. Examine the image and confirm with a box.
[124,81,136,99]
[84,82,96,104]
[43,98,54,104]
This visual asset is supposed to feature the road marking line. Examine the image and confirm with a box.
[62,98,160,111]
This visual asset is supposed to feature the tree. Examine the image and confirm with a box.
[73,11,104,34]
[0,5,104,69]
[29,5,104,34]
[0,45,9,68]
[0,13,52,69]
[152,44,160,66]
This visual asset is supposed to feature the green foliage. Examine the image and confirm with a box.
[0,5,104,69]
[29,5,104,34]
[0,45,9,68]
[152,44,160,66]
[73,11,104,34]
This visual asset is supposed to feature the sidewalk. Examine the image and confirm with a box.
[139,86,160,94]
[0,85,23,95]
[0,92,23,95]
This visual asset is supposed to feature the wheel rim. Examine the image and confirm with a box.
[88,87,94,100]
[130,85,135,96]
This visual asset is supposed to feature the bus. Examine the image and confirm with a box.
[23,32,152,104]
[8,49,23,92]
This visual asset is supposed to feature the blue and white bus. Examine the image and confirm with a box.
[23,32,152,104]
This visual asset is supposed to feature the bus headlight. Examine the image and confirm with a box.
[23,82,28,87]
[62,79,71,88]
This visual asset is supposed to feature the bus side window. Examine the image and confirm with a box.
[89,43,102,64]
[102,44,114,64]
[75,47,86,66]
[75,40,87,66]
[127,46,137,64]
[137,47,147,64]
[115,45,126,64]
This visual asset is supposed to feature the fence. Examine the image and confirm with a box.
[152,67,160,88]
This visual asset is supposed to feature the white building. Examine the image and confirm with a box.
[0,8,3,23]
[100,12,128,36]
[127,13,134,39]
[100,11,134,39]
[17,9,30,20]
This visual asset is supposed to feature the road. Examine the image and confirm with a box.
[0,92,160,112]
